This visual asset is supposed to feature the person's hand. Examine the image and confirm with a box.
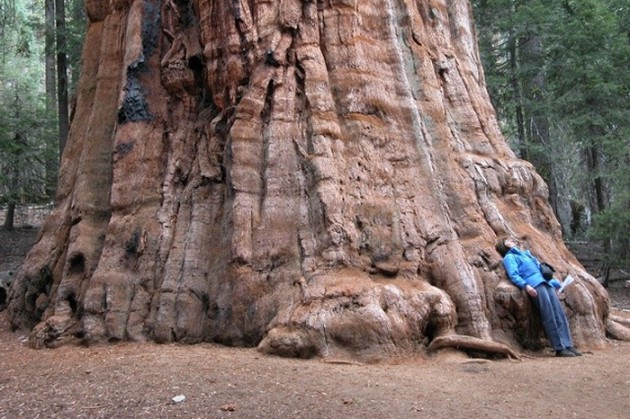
[525,285,538,297]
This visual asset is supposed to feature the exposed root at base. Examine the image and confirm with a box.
[605,318,630,341]
[28,315,80,349]
[322,358,365,366]
[428,334,521,360]
[609,310,630,327]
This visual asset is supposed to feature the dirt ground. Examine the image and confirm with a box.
[1,228,630,418]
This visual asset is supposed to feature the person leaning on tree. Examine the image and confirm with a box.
[495,236,582,358]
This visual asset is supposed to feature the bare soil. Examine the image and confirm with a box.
[1,228,629,418]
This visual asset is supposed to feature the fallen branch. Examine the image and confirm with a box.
[427,335,521,360]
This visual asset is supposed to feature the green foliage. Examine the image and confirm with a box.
[1,0,86,211]
[590,189,630,267]
[0,0,56,206]
[66,0,87,92]
[473,0,630,265]
[0,1,17,38]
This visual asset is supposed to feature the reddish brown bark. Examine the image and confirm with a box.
[8,0,628,359]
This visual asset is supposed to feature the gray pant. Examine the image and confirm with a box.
[531,284,573,351]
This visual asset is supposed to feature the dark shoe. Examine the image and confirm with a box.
[568,347,583,356]
[555,349,576,357]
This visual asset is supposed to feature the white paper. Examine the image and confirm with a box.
[559,275,574,293]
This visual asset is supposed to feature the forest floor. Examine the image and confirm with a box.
[1,227,629,418]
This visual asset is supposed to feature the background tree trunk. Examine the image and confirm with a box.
[55,0,69,156]
[45,0,57,105]
[3,202,15,231]
[8,0,628,359]
[45,0,58,196]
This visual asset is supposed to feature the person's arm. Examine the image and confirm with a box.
[549,278,562,289]
[503,254,538,297]
[503,254,526,288]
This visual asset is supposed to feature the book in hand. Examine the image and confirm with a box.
[559,275,574,293]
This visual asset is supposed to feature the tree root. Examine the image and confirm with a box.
[427,334,521,360]
[605,318,630,341]
[609,310,630,327]
[322,358,365,366]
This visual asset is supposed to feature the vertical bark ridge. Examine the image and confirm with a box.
[82,1,169,342]
[7,14,108,331]
[15,8,127,345]
[381,0,492,338]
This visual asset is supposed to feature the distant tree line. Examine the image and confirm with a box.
[472,0,630,271]
[0,0,84,230]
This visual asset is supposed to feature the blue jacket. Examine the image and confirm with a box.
[503,247,561,290]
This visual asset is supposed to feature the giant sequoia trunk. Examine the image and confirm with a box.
[8,0,629,359]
